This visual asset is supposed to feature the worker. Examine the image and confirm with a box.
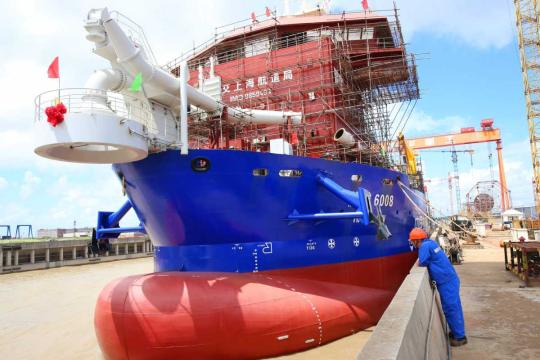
[409,227,468,347]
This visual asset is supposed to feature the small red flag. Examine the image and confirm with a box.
[361,0,369,10]
[265,7,271,17]
[251,12,257,22]
[47,56,59,78]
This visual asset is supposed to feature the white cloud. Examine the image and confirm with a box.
[364,0,516,49]
[0,177,7,190]
[401,110,468,137]
[20,170,41,199]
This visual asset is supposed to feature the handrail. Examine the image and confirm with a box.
[34,88,153,127]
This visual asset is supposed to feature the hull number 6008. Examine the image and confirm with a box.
[373,194,394,207]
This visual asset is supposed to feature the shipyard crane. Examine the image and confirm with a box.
[513,0,540,216]
[400,119,510,211]
[421,149,474,213]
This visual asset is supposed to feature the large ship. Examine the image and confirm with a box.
[33,4,426,359]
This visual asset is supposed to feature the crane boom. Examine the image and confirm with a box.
[402,126,510,211]
[514,0,540,216]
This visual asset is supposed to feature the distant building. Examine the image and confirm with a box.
[37,228,67,238]
[38,227,93,238]
[514,205,537,219]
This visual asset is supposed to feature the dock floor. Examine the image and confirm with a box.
[1,231,538,359]
[452,232,540,359]
[0,257,370,359]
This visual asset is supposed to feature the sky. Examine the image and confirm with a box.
[0,0,532,233]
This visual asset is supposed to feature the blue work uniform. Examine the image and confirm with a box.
[418,238,466,340]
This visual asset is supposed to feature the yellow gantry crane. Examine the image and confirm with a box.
[514,0,540,215]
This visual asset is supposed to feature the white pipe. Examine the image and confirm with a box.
[84,68,125,91]
[179,62,189,155]
[334,128,356,146]
[99,8,302,125]
[209,56,215,78]
[83,68,129,108]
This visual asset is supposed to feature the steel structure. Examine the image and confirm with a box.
[15,225,33,239]
[164,8,419,167]
[514,0,540,216]
[422,149,473,213]
[0,225,11,239]
[465,180,504,219]
[404,124,510,211]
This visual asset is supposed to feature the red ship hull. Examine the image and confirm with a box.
[95,251,416,359]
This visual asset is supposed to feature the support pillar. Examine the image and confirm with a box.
[115,244,119,255]
[59,247,64,262]
[84,246,88,258]
[30,250,35,264]
[125,243,129,255]
[496,140,509,210]
[73,247,77,260]
[14,250,19,266]
[0,248,3,267]
[45,248,50,263]
[6,250,12,266]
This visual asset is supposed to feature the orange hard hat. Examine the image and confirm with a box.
[409,228,428,241]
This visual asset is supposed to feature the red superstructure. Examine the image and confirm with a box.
[166,8,419,165]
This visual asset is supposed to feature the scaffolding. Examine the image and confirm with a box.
[514,0,540,215]
[164,8,419,167]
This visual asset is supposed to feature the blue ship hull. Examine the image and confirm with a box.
[113,149,425,275]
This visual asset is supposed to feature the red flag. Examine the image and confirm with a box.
[265,6,271,17]
[251,12,257,22]
[47,56,59,78]
[361,0,369,10]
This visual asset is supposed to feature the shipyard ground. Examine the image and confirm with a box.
[0,232,539,359]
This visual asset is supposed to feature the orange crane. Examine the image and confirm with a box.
[402,119,510,211]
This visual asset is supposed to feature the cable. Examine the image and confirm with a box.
[397,180,479,237]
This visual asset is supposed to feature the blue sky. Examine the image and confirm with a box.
[0,0,533,232]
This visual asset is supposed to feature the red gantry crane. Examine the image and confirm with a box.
[403,119,510,211]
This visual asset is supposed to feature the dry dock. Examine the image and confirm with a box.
[0,231,539,359]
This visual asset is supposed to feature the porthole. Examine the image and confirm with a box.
[253,168,269,176]
[191,157,211,172]
[279,169,303,177]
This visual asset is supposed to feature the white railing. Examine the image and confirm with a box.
[34,88,153,127]
[110,10,158,65]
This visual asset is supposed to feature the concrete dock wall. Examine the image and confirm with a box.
[357,265,449,360]
[0,237,153,274]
